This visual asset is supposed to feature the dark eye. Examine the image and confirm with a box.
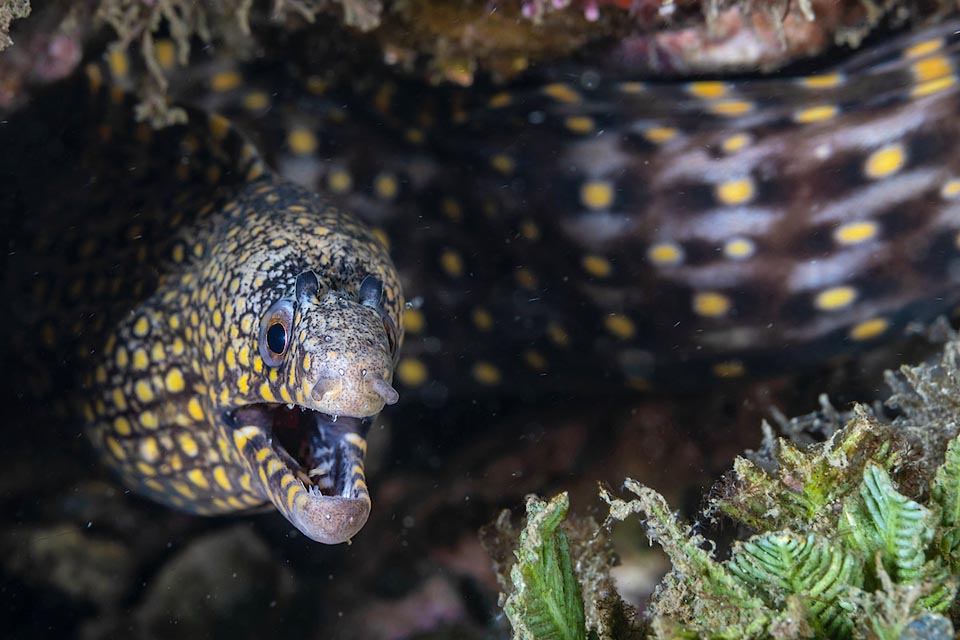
[259,299,294,368]
[267,322,287,354]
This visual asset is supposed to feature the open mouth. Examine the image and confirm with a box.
[230,403,370,492]
[224,403,373,543]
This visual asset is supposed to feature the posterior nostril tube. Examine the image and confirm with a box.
[371,378,399,405]
[312,375,342,402]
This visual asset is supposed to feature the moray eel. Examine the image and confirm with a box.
[1,67,404,544]
[168,18,960,398]
[5,17,960,540]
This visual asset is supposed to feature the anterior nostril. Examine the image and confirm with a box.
[371,378,399,405]
[311,375,343,402]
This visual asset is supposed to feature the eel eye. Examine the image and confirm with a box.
[259,299,294,368]
[359,275,384,309]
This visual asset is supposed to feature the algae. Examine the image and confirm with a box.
[0,0,30,50]
[492,339,960,638]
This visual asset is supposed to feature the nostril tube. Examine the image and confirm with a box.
[371,378,399,405]
[312,375,343,403]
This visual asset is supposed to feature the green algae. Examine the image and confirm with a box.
[493,339,960,638]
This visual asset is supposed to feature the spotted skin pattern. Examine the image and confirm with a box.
[174,20,960,397]
[2,65,404,544]
[6,19,960,541]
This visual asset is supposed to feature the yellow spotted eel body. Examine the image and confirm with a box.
[178,19,960,395]
[2,68,404,543]
[6,18,960,541]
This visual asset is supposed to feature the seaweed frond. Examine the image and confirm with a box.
[504,493,586,640]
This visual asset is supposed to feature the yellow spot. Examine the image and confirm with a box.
[208,114,231,141]
[709,100,754,116]
[542,83,581,103]
[565,116,595,134]
[327,169,353,193]
[213,466,232,491]
[287,127,318,155]
[864,144,906,180]
[713,360,746,378]
[178,434,199,457]
[633,128,678,149]
[237,373,250,395]
[440,249,464,278]
[442,199,463,222]
[405,128,425,144]
[520,220,540,241]
[188,469,209,489]
[241,91,269,111]
[515,268,538,290]
[132,316,150,337]
[136,461,156,477]
[693,292,732,318]
[834,221,878,245]
[488,92,512,108]
[648,242,683,266]
[140,411,158,430]
[139,438,161,464]
[187,397,204,421]
[374,173,399,200]
[107,437,125,460]
[687,81,727,99]
[547,322,570,347]
[723,237,755,259]
[720,133,752,154]
[904,38,943,59]
[260,382,276,402]
[165,368,185,393]
[523,350,547,372]
[397,358,428,387]
[604,314,635,340]
[404,308,425,334]
[850,317,889,341]
[912,75,957,98]
[114,416,132,436]
[210,70,242,92]
[794,105,839,123]
[472,361,502,386]
[172,482,195,500]
[112,388,128,412]
[941,179,960,200]
[715,178,755,205]
[472,308,494,332]
[582,254,612,277]
[107,49,129,79]
[134,379,154,403]
[372,227,390,250]
[618,81,644,93]
[490,154,515,175]
[580,180,614,210]
[814,285,857,311]
[133,349,149,371]
[911,55,952,82]
[800,73,843,88]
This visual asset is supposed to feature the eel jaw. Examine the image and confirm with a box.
[226,404,372,544]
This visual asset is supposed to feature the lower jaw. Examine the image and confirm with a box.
[225,404,374,543]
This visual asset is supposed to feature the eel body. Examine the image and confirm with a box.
[181,18,960,397]
[2,68,404,544]
[6,17,960,541]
